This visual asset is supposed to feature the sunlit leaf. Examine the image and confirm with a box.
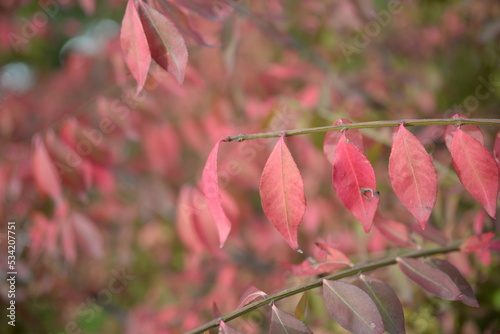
[389,124,437,228]
[333,133,379,232]
[451,128,499,218]
[260,135,306,251]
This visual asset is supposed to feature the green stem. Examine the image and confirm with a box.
[186,239,471,334]
[223,118,500,142]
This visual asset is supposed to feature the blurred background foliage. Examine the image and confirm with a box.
[0,0,499,333]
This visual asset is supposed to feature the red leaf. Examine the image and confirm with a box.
[260,136,306,251]
[322,280,384,334]
[220,321,244,334]
[121,0,151,94]
[332,133,379,232]
[283,258,349,277]
[201,140,231,247]
[473,209,486,235]
[355,275,405,334]
[314,241,352,264]
[269,304,312,334]
[451,128,499,218]
[323,119,364,165]
[138,1,188,84]
[430,258,479,307]
[460,232,495,253]
[176,185,204,255]
[396,257,462,301]
[61,217,76,264]
[374,214,417,249]
[389,124,437,228]
[444,114,484,151]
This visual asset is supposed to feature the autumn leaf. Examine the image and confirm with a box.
[219,321,244,334]
[389,124,437,228]
[333,133,379,232]
[322,280,384,334]
[374,214,417,249]
[121,0,151,93]
[201,140,232,247]
[460,232,495,253]
[323,118,364,165]
[260,135,306,252]
[138,1,188,84]
[444,114,484,151]
[396,257,462,301]
[451,128,499,218]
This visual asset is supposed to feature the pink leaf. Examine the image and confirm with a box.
[138,1,188,84]
[260,135,306,251]
[269,304,312,334]
[322,280,384,334]
[323,119,364,165]
[444,114,484,151]
[121,0,151,94]
[430,258,479,307]
[283,258,349,277]
[488,240,500,251]
[314,241,352,265]
[389,124,437,228]
[460,232,495,253]
[332,133,379,232]
[374,214,417,249]
[451,128,499,218]
[174,0,234,21]
[77,0,95,15]
[201,140,231,247]
[220,321,244,334]
[61,217,76,264]
[355,275,405,334]
[473,209,486,235]
[396,257,462,301]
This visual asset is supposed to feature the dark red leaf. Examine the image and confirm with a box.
[138,1,188,84]
[444,114,484,151]
[460,232,495,253]
[269,304,312,334]
[451,128,499,218]
[260,135,306,252]
[396,257,462,301]
[121,0,151,93]
[374,214,417,248]
[355,275,405,334]
[323,119,364,165]
[333,133,379,232]
[487,240,500,251]
[237,287,267,308]
[201,140,231,247]
[389,124,437,228]
[322,280,384,334]
[430,258,479,307]
[494,131,500,166]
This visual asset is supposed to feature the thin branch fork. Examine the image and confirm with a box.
[223,118,500,142]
